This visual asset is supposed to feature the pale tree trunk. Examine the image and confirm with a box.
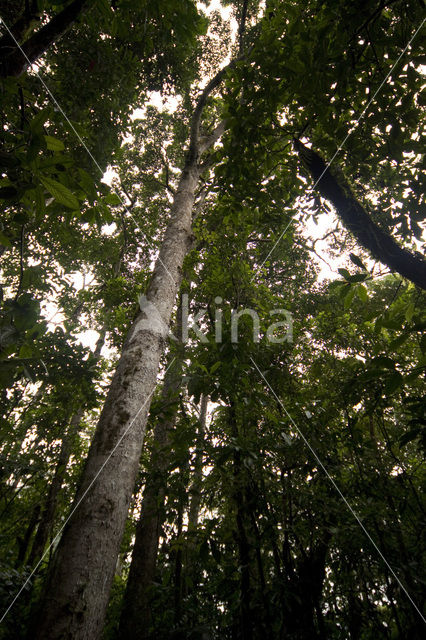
[119,308,184,640]
[30,64,229,640]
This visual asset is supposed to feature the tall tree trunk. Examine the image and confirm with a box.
[294,139,426,290]
[27,408,84,568]
[15,504,41,568]
[30,64,229,639]
[173,495,184,629]
[31,164,199,640]
[0,0,91,78]
[187,394,208,531]
[229,403,253,640]
[28,331,106,568]
[119,310,184,640]
[179,395,208,630]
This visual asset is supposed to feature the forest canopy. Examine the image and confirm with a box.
[0,1,425,639]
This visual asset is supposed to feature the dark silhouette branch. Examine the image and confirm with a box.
[0,0,91,78]
[0,0,41,49]
[238,0,249,54]
[294,139,426,290]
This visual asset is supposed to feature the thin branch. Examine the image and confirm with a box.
[188,60,238,164]
[238,0,249,55]
[198,119,227,157]
[120,184,136,208]
[148,174,175,196]
[159,152,176,195]
[14,224,25,301]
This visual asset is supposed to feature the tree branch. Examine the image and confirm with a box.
[238,0,249,55]
[294,139,426,290]
[0,0,91,78]
[198,119,227,156]
[188,60,237,164]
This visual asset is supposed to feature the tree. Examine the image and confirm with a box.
[29,59,232,640]
[0,0,91,78]
[1,1,425,639]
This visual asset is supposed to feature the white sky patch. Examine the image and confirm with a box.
[198,0,234,20]
[78,329,101,349]
[102,167,117,186]
[304,213,342,280]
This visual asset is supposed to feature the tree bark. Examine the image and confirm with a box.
[229,402,254,640]
[15,504,41,568]
[119,309,185,640]
[294,139,426,290]
[29,64,230,637]
[30,163,200,640]
[187,394,208,531]
[0,0,91,78]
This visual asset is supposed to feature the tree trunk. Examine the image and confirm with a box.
[0,0,91,78]
[30,162,200,640]
[119,311,184,640]
[295,139,426,290]
[27,408,84,568]
[15,504,41,568]
[173,497,184,628]
[179,395,208,626]
[229,403,254,640]
[29,61,230,640]
[187,394,208,530]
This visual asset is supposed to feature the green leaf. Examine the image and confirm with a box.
[338,283,351,299]
[338,268,351,280]
[356,284,368,302]
[18,344,34,359]
[0,231,12,247]
[347,273,368,283]
[81,208,97,223]
[103,192,122,206]
[370,356,395,369]
[399,428,422,448]
[385,371,403,394]
[344,287,355,309]
[389,333,410,351]
[349,253,367,270]
[44,135,65,151]
[40,176,80,210]
[29,108,52,134]
[210,362,221,374]
[405,302,415,322]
